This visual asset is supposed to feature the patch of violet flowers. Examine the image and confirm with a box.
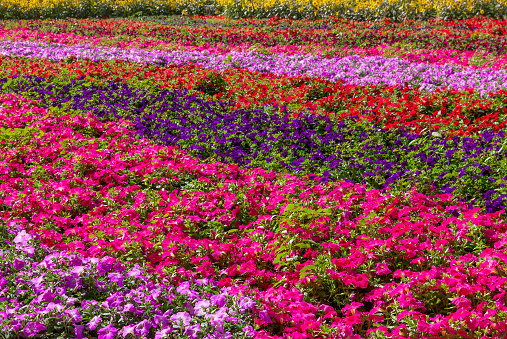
[3,76,507,213]
[0,222,259,339]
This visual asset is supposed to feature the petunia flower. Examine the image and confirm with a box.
[169,311,191,326]
[183,324,201,339]
[134,319,152,336]
[154,327,173,339]
[23,322,47,337]
[74,325,85,339]
[64,308,82,323]
[258,310,272,324]
[194,300,211,316]
[97,323,118,339]
[87,316,102,330]
[108,272,125,287]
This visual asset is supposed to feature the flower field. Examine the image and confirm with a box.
[1,13,507,339]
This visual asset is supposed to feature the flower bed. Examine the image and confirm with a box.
[0,223,259,338]
[0,15,507,339]
[0,56,506,137]
[1,76,507,212]
[2,91,507,338]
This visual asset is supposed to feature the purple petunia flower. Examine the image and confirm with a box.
[65,296,78,307]
[65,273,82,289]
[122,303,135,313]
[243,325,255,337]
[134,319,152,336]
[258,310,272,324]
[121,324,135,338]
[71,265,85,275]
[205,308,228,332]
[13,230,32,246]
[70,255,83,266]
[210,293,227,308]
[38,290,54,303]
[14,258,25,270]
[239,297,256,312]
[23,321,46,337]
[87,316,102,330]
[176,281,191,295]
[97,261,112,276]
[106,293,124,308]
[154,314,169,327]
[65,308,82,323]
[154,327,173,339]
[97,323,118,339]
[169,311,191,326]
[126,265,143,279]
[95,280,107,291]
[74,324,85,339]
[10,319,22,331]
[108,272,125,287]
[194,300,210,316]
[184,323,201,339]
[195,278,209,286]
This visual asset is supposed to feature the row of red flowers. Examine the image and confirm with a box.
[1,55,506,136]
[18,16,507,52]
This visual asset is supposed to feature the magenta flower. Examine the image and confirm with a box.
[341,302,364,315]
[238,297,255,312]
[258,310,272,324]
[97,323,118,339]
[106,293,124,307]
[126,266,143,279]
[183,323,201,339]
[38,290,54,303]
[65,308,82,323]
[452,296,472,309]
[14,258,25,270]
[154,327,173,339]
[65,273,82,289]
[120,324,135,338]
[87,316,102,330]
[194,300,211,316]
[13,230,32,246]
[374,263,391,275]
[176,281,191,295]
[74,325,85,339]
[23,322,46,337]
[195,278,209,286]
[122,303,135,313]
[108,272,125,287]
[134,319,152,336]
[97,261,112,276]
[70,256,83,266]
[243,325,255,336]
[210,294,227,308]
[170,312,191,326]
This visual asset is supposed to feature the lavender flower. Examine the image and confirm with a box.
[0,224,261,338]
[0,40,505,94]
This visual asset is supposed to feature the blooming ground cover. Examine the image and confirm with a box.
[1,15,507,339]
[2,0,507,20]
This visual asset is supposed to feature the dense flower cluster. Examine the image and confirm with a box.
[14,17,507,54]
[1,14,507,339]
[0,55,506,137]
[2,76,506,212]
[2,40,507,95]
[2,0,507,20]
[2,90,507,338]
[0,222,259,339]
